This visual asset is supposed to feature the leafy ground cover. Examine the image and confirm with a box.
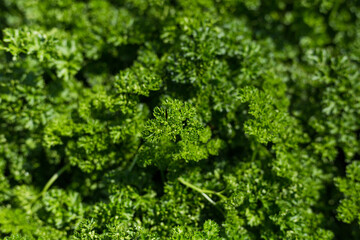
[0,0,360,239]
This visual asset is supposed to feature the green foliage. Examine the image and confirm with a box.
[0,0,360,239]
[140,98,222,168]
[335,161,360,225]
[170,220,221,240]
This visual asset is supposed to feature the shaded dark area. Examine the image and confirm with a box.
[83,44,140,76]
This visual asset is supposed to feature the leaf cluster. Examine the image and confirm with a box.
[0,0,360,239]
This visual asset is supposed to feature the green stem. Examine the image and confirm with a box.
[251,148,257,162]
[30,164,70,206]
[178,177,227,215]
[40,164,70,197]
[178,177,227,201]
[127,154,139,173]
[127,143,143,173]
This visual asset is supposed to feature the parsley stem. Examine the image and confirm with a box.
[178,177,227,201]
[251,149,257,162]
[127,153,139,173]
[178,177,226,216]
[40,164,70,197]
[127,143,143,173]
[30,164,70,206]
